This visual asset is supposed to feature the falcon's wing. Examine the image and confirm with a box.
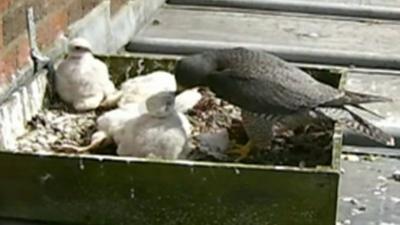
[207,67,340,114]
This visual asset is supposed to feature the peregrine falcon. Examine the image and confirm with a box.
[55,38,120,111]
[175,47,395,159]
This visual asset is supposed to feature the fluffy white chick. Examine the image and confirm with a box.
[115,91,190,160]
[97,103,146,135]
[99,88,199,140]
[118,71,176,106]
[52,89,200,154]
[55,37,119,111]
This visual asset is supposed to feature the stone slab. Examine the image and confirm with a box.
[128,5,400,69]
[339,148,400,225]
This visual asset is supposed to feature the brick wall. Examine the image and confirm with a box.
[0,0,126,95]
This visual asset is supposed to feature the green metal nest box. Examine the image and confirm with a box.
[0,53,343,225]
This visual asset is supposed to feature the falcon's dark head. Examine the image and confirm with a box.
[175,53,217,91]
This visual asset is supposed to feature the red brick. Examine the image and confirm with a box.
[66,0,83,24]
[0,0,12,14]
[0,69,13,91]
[2,0,67,46]
[16,35,30,68]
[0,47,17,79]
[0,71,11,87]
[0,0,102,83]
[0,35,31,80]
[0,20,3,49]
[2,0,34,45]
[36,8,68,49]
[0,34,31,77]
[2,2,26,45]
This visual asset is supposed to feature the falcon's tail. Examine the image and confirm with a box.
[316,107,395,146]
[324,91,392,107]
[344,90,392,105]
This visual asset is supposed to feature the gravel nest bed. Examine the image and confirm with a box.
[13,89,334,167]
[186,88,334,167]
[15,102,99,154]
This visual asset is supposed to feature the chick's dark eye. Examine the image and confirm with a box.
[74,46,83,50]
[165,99,173,108]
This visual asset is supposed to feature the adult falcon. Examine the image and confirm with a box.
[175,47,394,159]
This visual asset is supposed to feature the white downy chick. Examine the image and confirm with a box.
[52,103,146,154]
[52,75,200,154]
[174,88,202,113]
[115,91,190,160]
[118,71,176,106]
[118,70,202,113]
[96,103,147,136]
[55,37,118,111]
[97,88,200,138]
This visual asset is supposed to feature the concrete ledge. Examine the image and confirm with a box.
[127,5,400,69]
[68,1,112,54]
[109,0,165,52]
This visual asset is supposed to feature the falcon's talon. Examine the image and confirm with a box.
[228,141,253,162]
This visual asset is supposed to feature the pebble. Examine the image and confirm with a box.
[390,197,400,204]
[392,170,400,182]
[377,175,388,182]
[343,219,351,225]
[342,197,359,205]
[31,143,43,152]
[341,154,360,162]
[47,134,58,143]
[36,136,48,146]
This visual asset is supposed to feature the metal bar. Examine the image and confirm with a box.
[25,7,55,100]
[126,39,400,70]
[342,145,400,157]
[26,7,38,53]
[168,0,400,20]
[343,128,400,149]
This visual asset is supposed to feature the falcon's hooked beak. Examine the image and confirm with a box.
[176,84,186,95]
